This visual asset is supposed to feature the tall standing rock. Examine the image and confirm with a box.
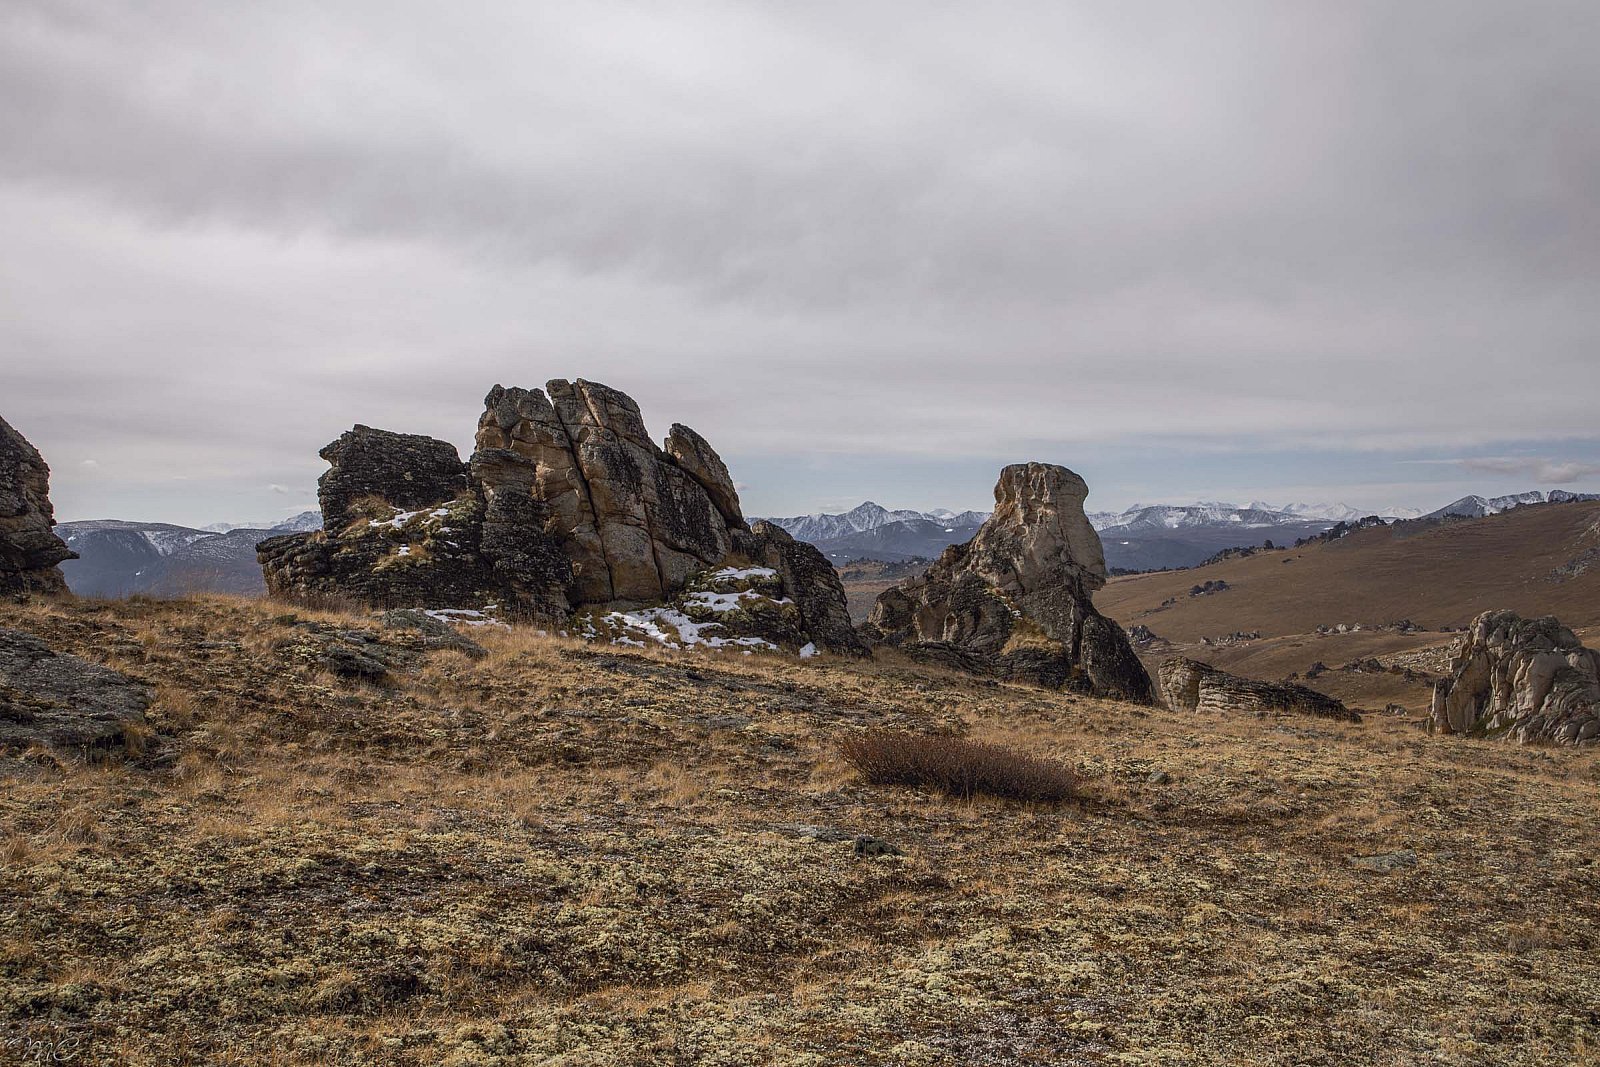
[1430,610,1600,744]
[0,415,75,596]
[864,462,1153,700]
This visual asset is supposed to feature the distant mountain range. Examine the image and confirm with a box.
[1420,490,1599,521]
[769,492,1596,573]
[759,502,991,565]
[55,513,321,597]
[54,488,1600,598]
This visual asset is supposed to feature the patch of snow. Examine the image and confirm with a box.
[395,545,411,557]
[423,608,507,628]
[709,566,779,581]
[798,642,818,658]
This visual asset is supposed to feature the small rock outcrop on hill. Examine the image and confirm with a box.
[1158,657,1359,721]
[259,380,865,656]
[0,416,75,596]
[0,628,151,750]
[862,463,1154,700]
[1430,610,1600,744]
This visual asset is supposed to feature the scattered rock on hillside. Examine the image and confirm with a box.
[861,463,1154,701]
[1159,657,1359,721]
[0,416,75,596]
[1430,610,1600,744]
[260,379,863,657]
[0,628,151,750]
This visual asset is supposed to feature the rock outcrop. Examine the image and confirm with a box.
[0,416,75,596]
[1158,657,1359,721]
[1430,610,1600,744]
[862,463,1154,700]
[0,628,151,750]
[260,380,865,656]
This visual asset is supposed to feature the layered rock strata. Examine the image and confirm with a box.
[1158,657,1359,721]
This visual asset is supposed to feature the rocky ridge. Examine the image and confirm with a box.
[1158,657,1359,722]
[1430,609,1600,744]
[862,463,1154,700]
[0,415,75,596]
[259,380,864,656]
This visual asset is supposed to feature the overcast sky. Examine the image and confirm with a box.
[3,1,1598,525]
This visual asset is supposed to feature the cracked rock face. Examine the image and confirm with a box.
[260,379,864,656]
[1430,610,1600,744]
[862,462,1153,700]
[1158,657,1358,721]
[0,415,75,596]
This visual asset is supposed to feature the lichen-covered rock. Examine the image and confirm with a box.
[1158,657,1359,721]
[1430,610,1600,744]
[260,379,860,656]
[316,426,470,532]
[862,463,1152,699]
[0,627,151,750]
[665,423,745,529]
[0,416,75,596]
[739,522,868,656]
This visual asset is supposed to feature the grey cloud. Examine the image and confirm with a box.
[1,1,1598,524]
[1457,457,1600,484]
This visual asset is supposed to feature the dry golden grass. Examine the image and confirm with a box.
[0,592,1596,1066]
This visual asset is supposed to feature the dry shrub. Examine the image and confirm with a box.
[840,729,1076,803]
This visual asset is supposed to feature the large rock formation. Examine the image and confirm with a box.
[0,416,75,596]
[1158,657,1359,721]
[260,380,866,656]
[1430,610,1600,744]
[862,463,1154,700]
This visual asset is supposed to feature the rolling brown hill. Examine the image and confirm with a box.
[1096,501,1600,713]
[1098,500,1600,641]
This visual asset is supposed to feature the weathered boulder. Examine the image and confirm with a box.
[0,416,75,596]
[0,628,151,750]
[862,462,1153,700]
[316,426,470,532]
[1158,657,1359,721]
[260,379,862,656]
[1429,610,1600,744]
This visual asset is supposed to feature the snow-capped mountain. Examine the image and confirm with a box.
[202,510,322,534]
[761,502,990,543]
[1087,501,1421,532]
[759,502,992,564]
[53,513,322,597]
[1421,490,1600,521]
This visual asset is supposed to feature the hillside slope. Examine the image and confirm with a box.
[1098,501,1600,641]
[1,596,1597,1065]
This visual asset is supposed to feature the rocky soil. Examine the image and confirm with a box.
[2,595,1597,1066]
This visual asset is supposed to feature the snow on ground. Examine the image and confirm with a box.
[798,642,818,658]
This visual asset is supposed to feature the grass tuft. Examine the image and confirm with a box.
[839,729,1076,803]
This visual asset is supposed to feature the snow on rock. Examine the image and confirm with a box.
[573,562,813,656]
[422,608,507,628]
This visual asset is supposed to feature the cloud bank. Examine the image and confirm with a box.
[1,1,1597,522]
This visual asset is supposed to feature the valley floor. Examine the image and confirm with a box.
[2,596,1598,1066]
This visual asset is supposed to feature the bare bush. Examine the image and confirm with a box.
[839,730,1076,803]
